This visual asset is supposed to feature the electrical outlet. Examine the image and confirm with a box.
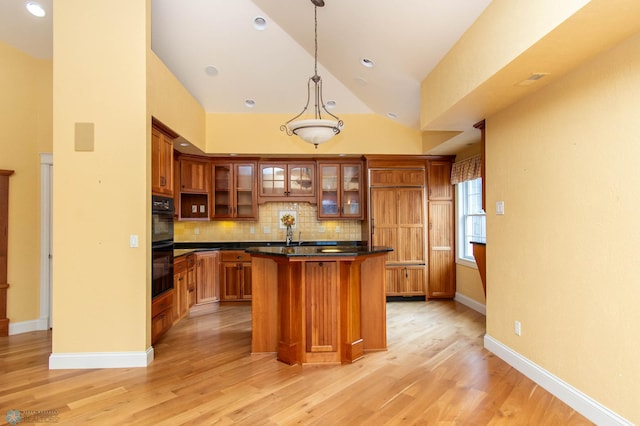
[335,225,341,233]
[194,227,199,235]
[514,320,522,336]
[250,226,255,234]
[129,234,138,248]
[264,226,271,234]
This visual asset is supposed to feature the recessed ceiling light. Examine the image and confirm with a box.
[354,77,368,86]
[204,65,219,76]
[387,112,398,120]
[26,1,46,17]
[253,16,267,30]
[180,142,190,147]
[361,58,375,68]
[325,100,337,109]
[244,99,256,108]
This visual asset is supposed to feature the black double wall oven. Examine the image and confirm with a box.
[152,195,174,298]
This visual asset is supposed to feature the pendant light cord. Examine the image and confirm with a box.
[314,6,318,78]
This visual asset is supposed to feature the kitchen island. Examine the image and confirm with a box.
[246,245,392,365]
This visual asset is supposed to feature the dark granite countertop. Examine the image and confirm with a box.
[173,241,368,259]
[245,245,393,258]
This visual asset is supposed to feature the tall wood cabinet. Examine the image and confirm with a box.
[370,167,427,297]
[366,156,455,299]
[427,160,455,298]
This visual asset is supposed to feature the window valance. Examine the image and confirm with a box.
[450,155,481,185]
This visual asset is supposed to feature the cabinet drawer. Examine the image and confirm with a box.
[152,290,174,317]
[221,251,251,263]
[174,257,187,274]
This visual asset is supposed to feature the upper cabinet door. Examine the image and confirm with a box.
[259,164,286,197]
[151,127,174,197]
[428,160,453,200]
[180,158,210,193]
[234,163,257,219]
[212,163,233,219]
[288,163,315,199]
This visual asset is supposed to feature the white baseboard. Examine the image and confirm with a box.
[454,292,486,315]
[8,318,49,335]
[49,347,154,369]
[484,335,632,426]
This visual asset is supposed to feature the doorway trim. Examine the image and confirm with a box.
[39,153,53,329]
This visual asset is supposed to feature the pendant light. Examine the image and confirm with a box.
[280,0,343,148]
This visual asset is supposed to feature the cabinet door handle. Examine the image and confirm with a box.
[405,267,408,278]
[371,218,375,236]
[160,176,166,186]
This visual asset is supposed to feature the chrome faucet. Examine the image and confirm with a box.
[286,225,294,246]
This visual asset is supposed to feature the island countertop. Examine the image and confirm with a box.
[245,245,392,258]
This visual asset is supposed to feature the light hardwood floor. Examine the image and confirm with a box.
[0,301,591,425]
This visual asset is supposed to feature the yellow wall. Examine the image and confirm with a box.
[52,0,150,352]
[0,41,52,323]
[147,51,206,150]
[420,0,589,129]
[486,32,640,422]
[206,113,422,155]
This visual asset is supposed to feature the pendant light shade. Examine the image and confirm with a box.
[281,1,343,148]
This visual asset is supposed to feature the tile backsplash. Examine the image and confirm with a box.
[174,202,362,243]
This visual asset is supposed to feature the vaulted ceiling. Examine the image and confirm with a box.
[0,0,491,144]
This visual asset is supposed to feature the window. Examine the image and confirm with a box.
[457,178,485,264]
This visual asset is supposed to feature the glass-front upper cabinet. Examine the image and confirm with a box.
[258,162,315,203]
[212,162,257,220]
[318,161,363,219]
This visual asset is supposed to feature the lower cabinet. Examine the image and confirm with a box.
[195,251,220,304]
[186,254,196,307]
[220,250,252,301]
[151,289,174,344]
[385,265,426,296]
[173,256,189,323]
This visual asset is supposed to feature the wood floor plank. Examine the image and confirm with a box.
[0,301,592,425]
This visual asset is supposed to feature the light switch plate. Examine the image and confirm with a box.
[496,201,505,215]
[129,234,139,248]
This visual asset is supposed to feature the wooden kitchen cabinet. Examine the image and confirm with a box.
[212,162,257,220]
[220,251,252,301]
[386,265,426,296]
[366,156,455,299]
[428,160,453,200]
[371,185,427,296]
[151,125,174,197]
[151,289,174,344]
[173,256,189,322]
[195,251,219,304]
[178,156,211,220]
[186,254,196,307]
[258,162,316,203]
[427,200,455,298]
[317,161,363,219]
